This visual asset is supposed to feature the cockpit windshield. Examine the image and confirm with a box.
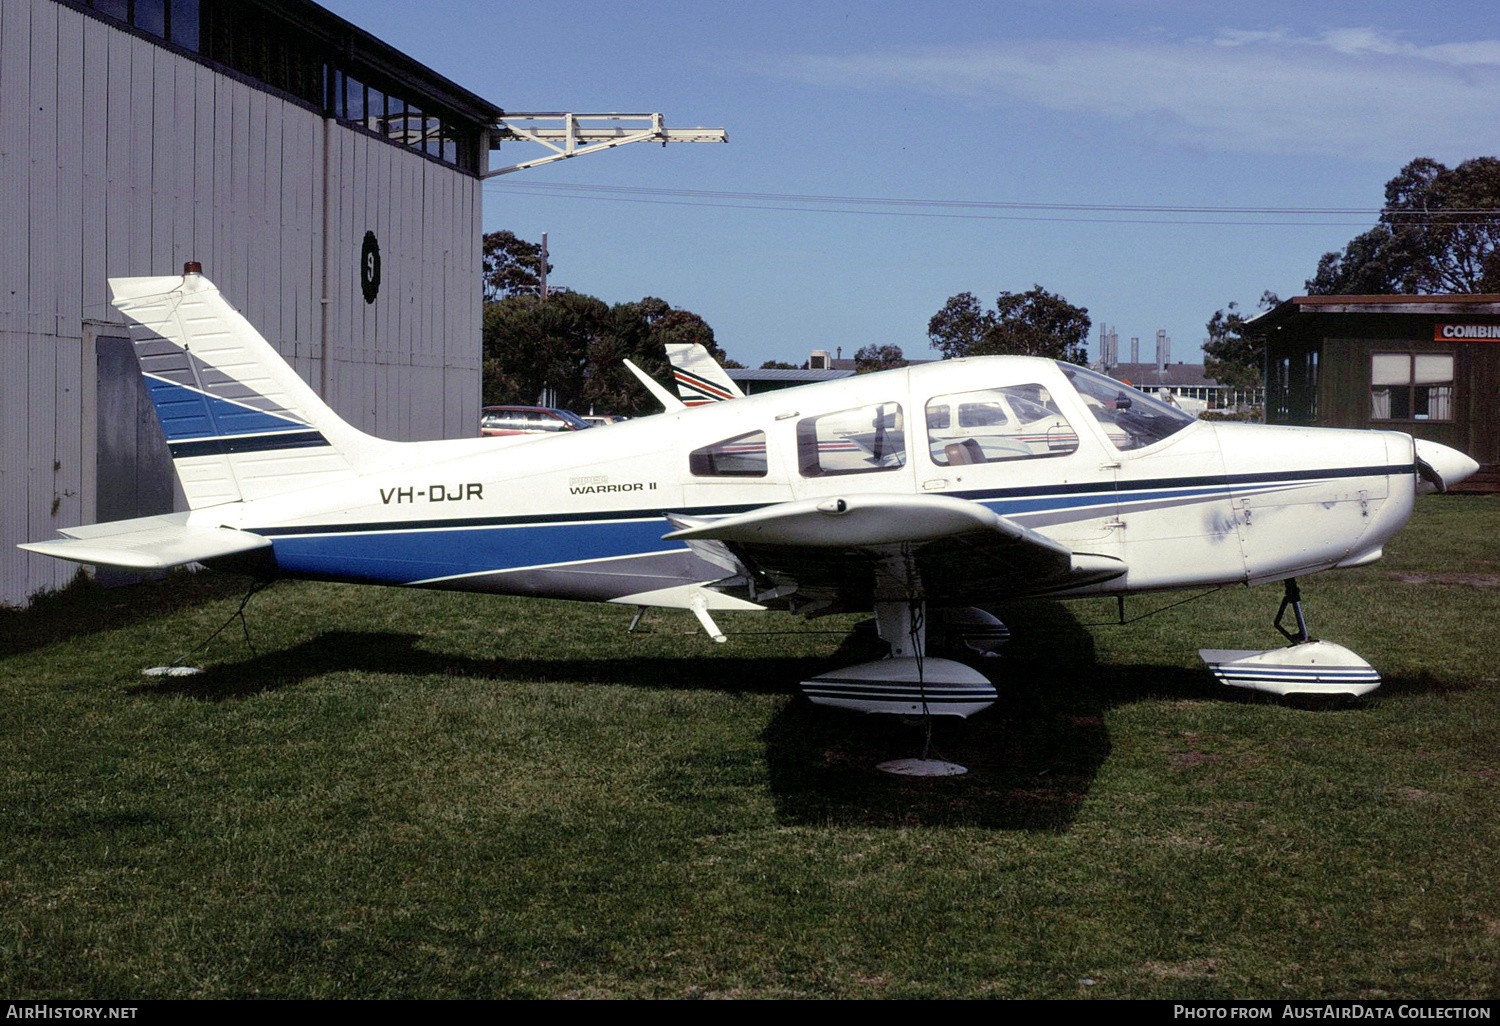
[1056,362,1195,450]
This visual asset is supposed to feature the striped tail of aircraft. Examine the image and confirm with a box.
[109,265,397,510]
[666,343,744,405]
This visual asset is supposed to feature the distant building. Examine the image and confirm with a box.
[1107,363,1215,389]
[727,367,856,395]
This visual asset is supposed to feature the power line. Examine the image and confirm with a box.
[484,180,1500,227]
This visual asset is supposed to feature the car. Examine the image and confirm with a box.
[479,405,593,436]
[581,414,629,428]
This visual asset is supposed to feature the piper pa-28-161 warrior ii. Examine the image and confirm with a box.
[23,267,1480,718]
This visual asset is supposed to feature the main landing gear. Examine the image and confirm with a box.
[798,599,1000,720]
[798,598,998,777]
[1199,578,1381,698]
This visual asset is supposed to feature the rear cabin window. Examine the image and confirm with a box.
[690,431,768,477]
[926,386,1079,465]
[797,403,906,476]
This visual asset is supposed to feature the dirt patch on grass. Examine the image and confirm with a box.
[1384,571,1500,588]
[1168,751,1227,770]
[1140,958,1221,980]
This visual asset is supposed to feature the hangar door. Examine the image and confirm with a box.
[94,333,179,584]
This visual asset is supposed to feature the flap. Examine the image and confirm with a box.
[663,493,1125,604]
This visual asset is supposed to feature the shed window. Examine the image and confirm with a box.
[1371,354,1453,421]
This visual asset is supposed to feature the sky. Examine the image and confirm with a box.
[319,0,1500,369]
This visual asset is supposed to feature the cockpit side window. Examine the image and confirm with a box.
[926,385,1079,465]
[1057,362,1194,450]
[690,431,768,477]
[797,403,906,476]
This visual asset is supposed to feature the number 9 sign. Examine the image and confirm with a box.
[360,231,381,304]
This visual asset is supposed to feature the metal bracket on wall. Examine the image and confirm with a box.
[483,113,727,177]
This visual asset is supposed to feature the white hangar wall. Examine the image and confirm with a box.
[0,0,484,605]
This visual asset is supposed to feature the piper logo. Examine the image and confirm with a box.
[568,475,654,495]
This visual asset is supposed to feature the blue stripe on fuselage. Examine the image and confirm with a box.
[251,465,1410,586]
[267,517,678,584]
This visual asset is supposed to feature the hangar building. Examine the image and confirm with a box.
[1247,295,1500,491]
[1,0,503,604]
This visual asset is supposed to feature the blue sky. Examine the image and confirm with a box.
[320,0,1500,369]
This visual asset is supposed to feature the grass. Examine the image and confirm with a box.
[2,496,1497,999]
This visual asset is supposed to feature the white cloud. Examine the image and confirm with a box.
[770,28,1500,162]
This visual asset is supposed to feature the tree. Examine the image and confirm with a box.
[482,230,554,301]
[1202,291,1278,388]
[1307,156,1500,295]
[482,292,723,416]
[854,344,907,373]
[623,297,727,365]
[927,286,1090,364]
[759,360,797,370]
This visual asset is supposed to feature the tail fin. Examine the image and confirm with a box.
[665,343,744,405]
[110,269,383,509]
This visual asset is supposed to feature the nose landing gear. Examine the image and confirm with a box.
[1199,578,1381,698]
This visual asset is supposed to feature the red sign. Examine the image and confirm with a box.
[1435,323,1500,340]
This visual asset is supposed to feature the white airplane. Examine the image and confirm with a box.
[21,268,1481,719]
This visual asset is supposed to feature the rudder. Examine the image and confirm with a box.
[110,267,382,509]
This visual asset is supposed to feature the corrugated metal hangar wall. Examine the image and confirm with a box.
[0,0,491,605]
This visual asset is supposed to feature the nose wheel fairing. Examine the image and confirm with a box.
[1200,641,1381,698]
[1199,578,1381,698]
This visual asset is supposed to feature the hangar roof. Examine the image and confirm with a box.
[1247,294,1500,331]
[62,0,504,175]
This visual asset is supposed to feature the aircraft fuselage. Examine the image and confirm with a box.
[198,357,1421,610]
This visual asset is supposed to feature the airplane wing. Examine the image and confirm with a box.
[664,493,1125,607]
[18,512,271,571]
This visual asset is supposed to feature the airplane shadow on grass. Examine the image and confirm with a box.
[761,599,1209,832]
[124,598,1439,833]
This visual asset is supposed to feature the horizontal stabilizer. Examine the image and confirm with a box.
[19,513,270,571]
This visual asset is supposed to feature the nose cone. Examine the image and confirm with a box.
[1413,438,1480,493]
